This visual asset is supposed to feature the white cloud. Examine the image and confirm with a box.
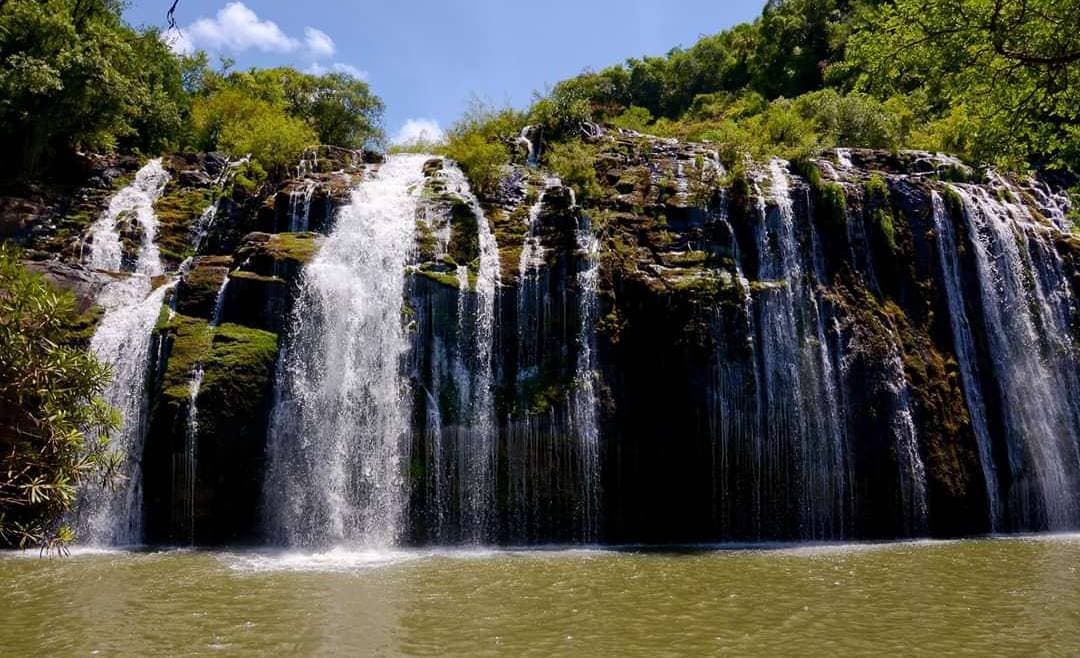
[392,118,445,145]
[167,3,343,61]
[306,61,369,81]
[329,62,366,79]
[178,3,299,54]
[304,28,336,59]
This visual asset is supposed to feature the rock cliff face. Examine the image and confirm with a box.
[11,131,1080,545]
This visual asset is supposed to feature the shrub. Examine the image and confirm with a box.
[441,99,525,195]
[545,139,601,202]
[609,106,654,133]
[0,245,120,549]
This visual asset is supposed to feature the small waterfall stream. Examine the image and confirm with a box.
[77,158,172,545]
[744,160,850,537]
[947,183,1080,529]
[572,212,601,540]
[86,158,169,274]
[519,125,540,168]
[931,191,1001,530]
[288,182,317,232]
[440,162,502,541]
[265,154,427,546]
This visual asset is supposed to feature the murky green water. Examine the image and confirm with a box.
[3,536,1080,656]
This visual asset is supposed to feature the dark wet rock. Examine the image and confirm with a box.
[24,259,118,313]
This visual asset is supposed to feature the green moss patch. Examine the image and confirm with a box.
[412,264,473,291]
[228,270,285,285]
[233,232,322,279]
[446,199,480,266]
[263,232,322,264]
[177,257,230,319]
[819,182,847,231]
[155,311,213,401]
[154,185,214,265]
[200,323,279,406]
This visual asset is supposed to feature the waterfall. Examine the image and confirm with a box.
[803,196,850,538]
[440,162,501,542]
[519,125,540,168]
[76,159,172,545]
[517,180,552,380]
[709,194,762,535]
[744,160,848,538]
[884,339,928,534]
[78,281,172,545]
[931,191,1001,530]
[506,182,559,542]
[288,182,317,232]
[86,158,169,274]
[751,162,804,534]
[265,154,426,546]
[189,201,218,254]
[836,148,854,170]
[948,183,1080,529]
[572,213,601,540]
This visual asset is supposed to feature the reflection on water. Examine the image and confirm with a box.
[3,536,1080,655]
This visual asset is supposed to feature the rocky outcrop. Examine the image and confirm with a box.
[7,131,1076,546]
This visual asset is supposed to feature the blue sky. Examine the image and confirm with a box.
[125,0,765,143]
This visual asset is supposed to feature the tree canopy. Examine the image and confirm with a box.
[0,0,384,178]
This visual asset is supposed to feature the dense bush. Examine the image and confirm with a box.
[440,100,525,195]
[0,246,119,549]
[190,87,317,176]
[510,0,1077,179]
[545,140,601,202]
[844,0,1080,171]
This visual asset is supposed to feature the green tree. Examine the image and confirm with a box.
[0,246,119,549]
[844,0,1080,170]
[442,99,525,194]
[191,86,317,175]
[187,66,382,174]
[0,0,187,175]
[277,69,384,150]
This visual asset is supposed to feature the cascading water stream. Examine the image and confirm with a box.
[289,182,317,232]
[745,160,848,538]
[77,158,172,545]
[516,179,554,379]
[519,125,540,168]
[265,154,427,547]
[440,162,501,542]
[883,340,928,534]
[572,212,601,540]
[190,202,218,254]
[948,183,1080,529]
[86,158,169,274]
[708,190,762,533]
[931,191,1001,530]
